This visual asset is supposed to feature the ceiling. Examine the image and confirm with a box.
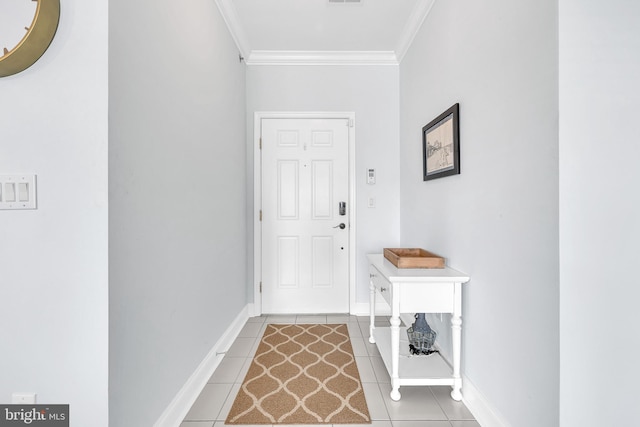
[215,0,435,65]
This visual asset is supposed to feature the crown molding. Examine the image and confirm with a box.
[214,0,251,58]
[395,0,437,63]
[246,50,399,66]
[214,0,434,66]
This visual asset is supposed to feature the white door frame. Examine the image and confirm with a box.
[253,111,356,316]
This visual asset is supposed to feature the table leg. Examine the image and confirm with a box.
[390,290,401,401]
[369,273,376,344]
[450,282,463,401]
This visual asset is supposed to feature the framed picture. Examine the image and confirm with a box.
[422,103,460,181]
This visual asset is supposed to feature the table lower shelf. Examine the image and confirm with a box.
[372,326,455,386]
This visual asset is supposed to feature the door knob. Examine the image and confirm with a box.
[333,223,346,230]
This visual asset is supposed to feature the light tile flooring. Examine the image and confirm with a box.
[180,315,480,427]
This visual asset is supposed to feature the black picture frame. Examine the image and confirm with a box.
[422,103,460,181]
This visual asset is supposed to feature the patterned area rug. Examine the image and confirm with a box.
[226,323,371,425]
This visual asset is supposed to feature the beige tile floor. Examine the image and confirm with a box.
[180,315,480,427]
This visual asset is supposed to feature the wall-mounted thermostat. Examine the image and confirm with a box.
[367,168,375,184]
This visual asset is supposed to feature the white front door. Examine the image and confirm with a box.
[261,117,350,313]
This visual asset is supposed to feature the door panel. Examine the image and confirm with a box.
[262,118,349,313]
[312,236,333,288]
[278,160,299,219]
[277,236,299,288]
[312,160,333,219]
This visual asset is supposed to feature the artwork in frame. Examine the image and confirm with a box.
[422,103,460,181]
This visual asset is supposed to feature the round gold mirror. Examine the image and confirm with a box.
[0,0,61,78]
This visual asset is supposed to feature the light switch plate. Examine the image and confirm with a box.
[0,175,37,210]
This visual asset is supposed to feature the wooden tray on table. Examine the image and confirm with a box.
[383,248,445,269]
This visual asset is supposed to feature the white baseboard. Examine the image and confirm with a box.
[351,300,391,316]
[432,348,511,427]
[248,302,258,317]
[461,374,512,427]
[154,305,250,427]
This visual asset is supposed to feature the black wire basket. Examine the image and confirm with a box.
[407,313,437,355]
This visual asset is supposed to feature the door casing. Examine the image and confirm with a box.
[253,111,356,315]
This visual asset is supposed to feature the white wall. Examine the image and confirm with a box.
[246,64,401,309]
[559,1,640,425]
[0,0,109,425]
[108,0,247,425]
[399,1,559,426]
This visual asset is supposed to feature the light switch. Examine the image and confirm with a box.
[5,183,16,202]
[18,183,29,202]
[0,175,37,209]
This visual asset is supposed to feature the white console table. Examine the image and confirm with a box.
[367,254,470,401]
